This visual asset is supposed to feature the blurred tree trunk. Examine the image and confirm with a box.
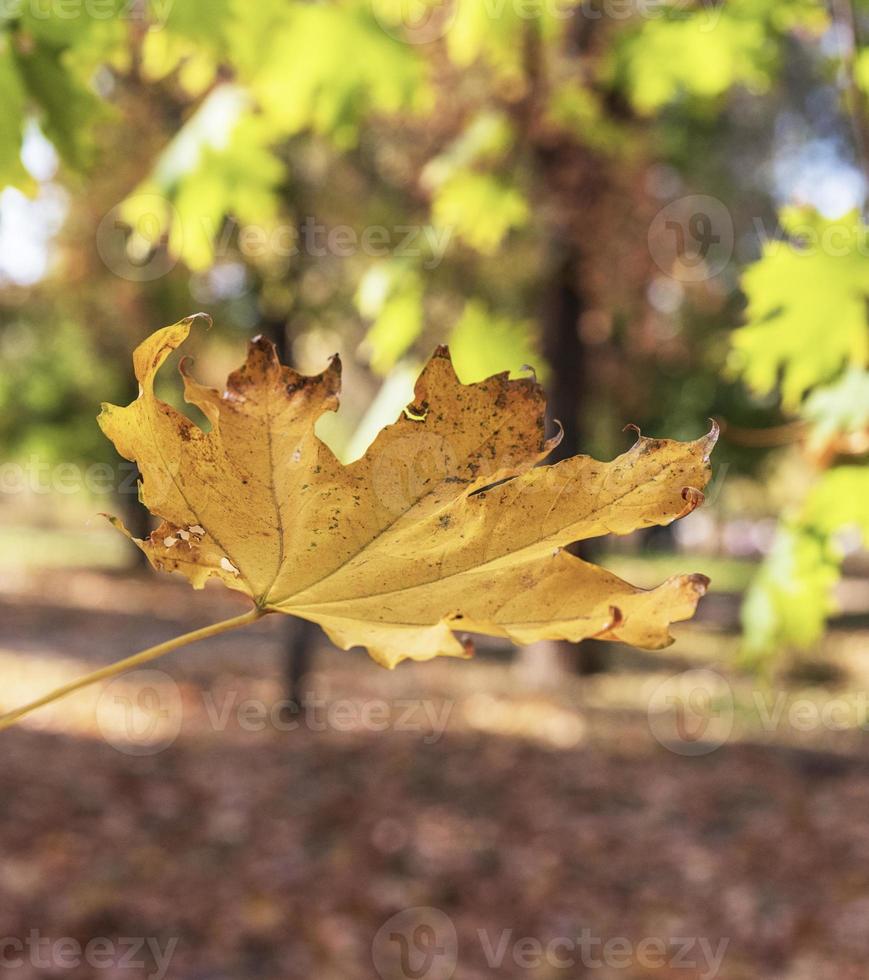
[543,251,608,677]
[510,18,619,685]
[264,312,319,712]
[515,249,608,684]
[119,473,151,565]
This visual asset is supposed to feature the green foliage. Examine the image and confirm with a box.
[421,111,528,256]
[545,82,628,155]
[446,0,574,81]
[421,111,515,185]
[741,522,840,661]
[152,0,234,53]
[803,367,869,455]
[449,300,541,383]
[855,46,869,97]
[129,92,284,271]
[12,36,105,172]
[0,0,130,185]
[432,173,529,255]
[358,263,425,374]
[734,208,869,659]
[0,318,121,462]
[612,0,826,113]
[802,467,869,544]
[742,466,869,660]
[614,15,773,113]
[247,3,430,148]
[730,209,869,409]
[0,38,29,188]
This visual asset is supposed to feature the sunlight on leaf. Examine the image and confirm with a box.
[99,317,717,669]
[730,208,869,408]
[449,300,542,384]
[432,173,528,256]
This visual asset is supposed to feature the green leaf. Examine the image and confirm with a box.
[247,4,430,148]
[12,36,104,171]
[741,465,869,660]
[729,208,869,408]
[803,366,869,453]
[449,300,541,383]
[432,172,528,255]
[613,14,773,113]
[123,90,283,271]
[0,40,30,188]
[447,0,573,81]
[801,466,869,545]
[741,522,840,658]
[611,0,826,114]
[359,264,425,375]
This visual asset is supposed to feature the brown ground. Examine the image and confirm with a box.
[1,569,869,980]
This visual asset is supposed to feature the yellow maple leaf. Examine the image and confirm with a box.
[0,315,716,731]
[109,314,714,663]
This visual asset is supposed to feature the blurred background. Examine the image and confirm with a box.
[1,0,869,977]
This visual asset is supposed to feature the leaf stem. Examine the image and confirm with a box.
[0,607,267,734]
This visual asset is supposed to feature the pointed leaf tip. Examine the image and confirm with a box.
[183,312,212,328]
[702,419,720,461]
[546,418,565,452]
